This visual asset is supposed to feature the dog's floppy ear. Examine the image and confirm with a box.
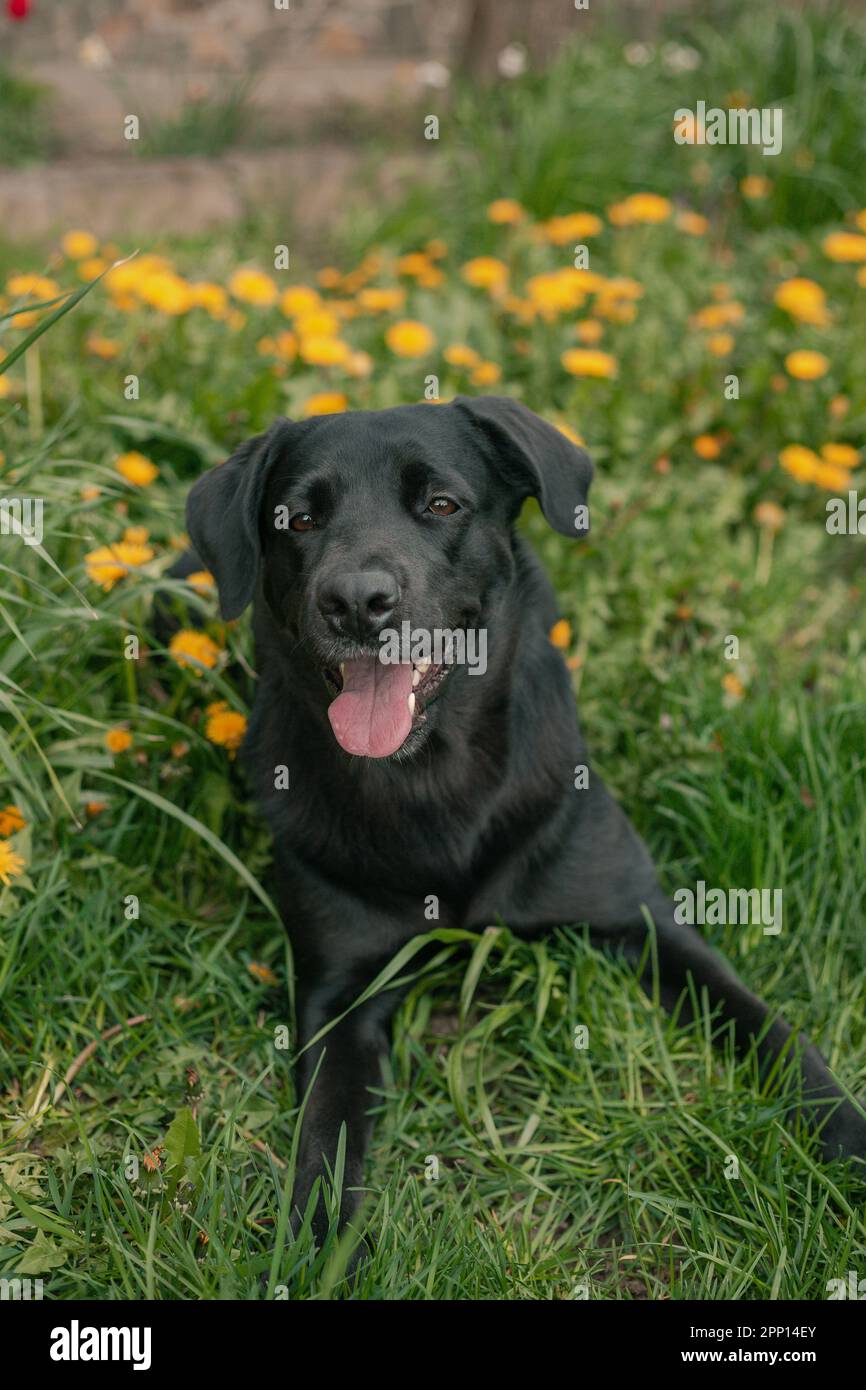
[453,395,593,537]
[186,420,288,620]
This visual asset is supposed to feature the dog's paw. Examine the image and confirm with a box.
[818,1098,866,1164]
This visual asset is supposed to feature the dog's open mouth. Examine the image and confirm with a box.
[324,657,447,758]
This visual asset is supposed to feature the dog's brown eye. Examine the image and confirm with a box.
[427,496,459,516]
[290,512,317,532]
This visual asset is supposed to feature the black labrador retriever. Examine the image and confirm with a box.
[181,395,865,1244]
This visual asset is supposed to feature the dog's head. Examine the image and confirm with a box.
[186,397,592,759]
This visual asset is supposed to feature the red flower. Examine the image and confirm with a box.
[6,0,31,19]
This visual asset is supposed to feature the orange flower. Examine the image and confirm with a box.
[84,539,154,590]
[822,232,866,263]
[385,320,436,358]
[561,348,617,379]
[169,629,221,673]
[205,700,248,752]
[740,176,771,199]
[693,435,723,460]
[115,451,158,487]
[186,570,216,594]
[444,343,481,368]
[0,804,26,837]
[487,198,525,224]
[302,391,348,417]
[549,619,571,649]
[774,278,829,326]
[676,210,709,236]
[541,212,603,244]
[820,442,859,469]
[248,961,279,986]
[784,350,829,381]
[461,257,509,291]
[228,268,278,306]
[779,444,821,483]
[105,727,133,754]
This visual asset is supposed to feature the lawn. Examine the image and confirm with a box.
[1,2,865,1300]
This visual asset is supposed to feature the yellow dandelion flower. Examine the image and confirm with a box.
[385,319,436,358]
[785,350,829,381]
[298,335,350,367]
[561,348,617,379]
[86,335,121,359]
[813,463,850,490]
[228,267,278,306]
[692,301,744,330]
[61,229,98,260]
[774,278,829,326]
[461,257,509,291]
[84,540,154,590]
[188,282,228,316]
[123,525,149,545]
[280,285,320,318]
[444,343,481,368]
[295,309,340,338]
[186,570,215,594]
[139,272,193,316]
[487,198,525,224]
[317,266,343,289]
[205,702,248,752]
[168,629,221,673]
[7,273,61,301]
[612,193,672,225]
[575,319,603,344]
[357,287,406,313]
[549,619,572,649]
[302,391,349,417]
[105,727,133,754]
[740,175,771,199]
[822,232,866,263]
[676,210,709,236]
[115,451,158,487]
[542,212,604,244]
[0,841,25,886]
[396,253,433,278]
[779,444,821,483]
[820,443,859,469]
[78,256,108,282]
[706,333,734,356]
[471,361,502,387]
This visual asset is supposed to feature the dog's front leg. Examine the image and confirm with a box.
[290,973,399,1247]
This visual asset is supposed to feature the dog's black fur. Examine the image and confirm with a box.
[181,396,865,1243]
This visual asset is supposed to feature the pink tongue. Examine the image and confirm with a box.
[327,657,414,758]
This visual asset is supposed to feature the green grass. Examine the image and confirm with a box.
[1,0,866,1300]
[0,65,54,168]
[137,83,256,161]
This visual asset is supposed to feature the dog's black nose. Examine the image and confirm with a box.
[318,570,400,640]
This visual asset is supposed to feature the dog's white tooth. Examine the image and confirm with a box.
[416,659,431,674]
[412,669,422,687]
[339,662,345,676]
[408,692,416,714]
